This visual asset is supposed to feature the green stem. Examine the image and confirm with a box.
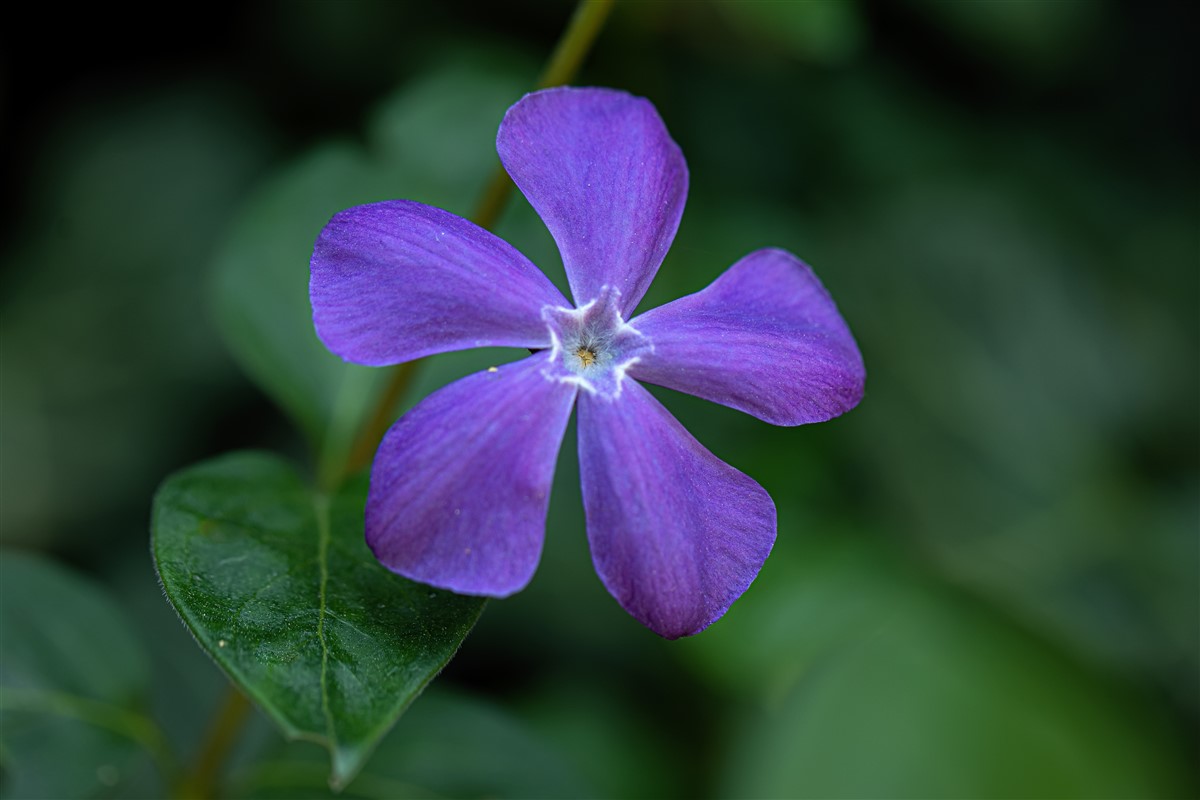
[183,3,617,796]
[536,0,616,91]
[340,358,423,483]
[338,0,615,486]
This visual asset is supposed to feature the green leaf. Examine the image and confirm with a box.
[0,551,169,799]
[151,451,486,788]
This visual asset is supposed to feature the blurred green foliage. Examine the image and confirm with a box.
[0,553,165,797]
[210,52,534,473]
[1,0,1196,797]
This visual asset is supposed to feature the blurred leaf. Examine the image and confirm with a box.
[367,52,537,207]
[210,144,391,457]
[680,525,908,704]
[229,689,591,799]
[0,551,168,798]
[210,55,530,474]
[715,0,865,65]
[151,451,486,788]
[687,531,1190,798]
[829,179,1199,689]
[100,544,233,764]
[518,677,684,799]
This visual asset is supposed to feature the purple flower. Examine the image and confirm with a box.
[310,87,864,639]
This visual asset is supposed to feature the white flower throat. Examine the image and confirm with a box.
[541,285,652,400]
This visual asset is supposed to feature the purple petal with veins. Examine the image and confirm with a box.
[577,380,776,639]
[311,200,568,366]
[366,355,577,596]
[497,87,688,315]
[630,248,865,425]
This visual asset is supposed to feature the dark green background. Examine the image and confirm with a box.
[1,1,1196,797]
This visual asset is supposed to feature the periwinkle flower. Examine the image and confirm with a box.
[310,87,864,638]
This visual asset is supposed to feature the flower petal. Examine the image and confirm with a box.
[577,381,776,639]
[366,355,577,596]
[311,200,568,366]
[629,248,865,425]
[497,87,688,316]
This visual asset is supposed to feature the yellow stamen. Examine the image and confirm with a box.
[575,346,597,367]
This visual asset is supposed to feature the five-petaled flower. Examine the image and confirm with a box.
[310,87,864,639]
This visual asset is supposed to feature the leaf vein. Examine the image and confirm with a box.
[313,494,337,756]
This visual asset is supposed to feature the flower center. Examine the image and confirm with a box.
[575,345,598,368]
[541,285,652,400]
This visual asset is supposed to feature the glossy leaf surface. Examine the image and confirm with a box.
[151,452,485,787]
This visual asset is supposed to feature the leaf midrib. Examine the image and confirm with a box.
[313,493,337,761]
